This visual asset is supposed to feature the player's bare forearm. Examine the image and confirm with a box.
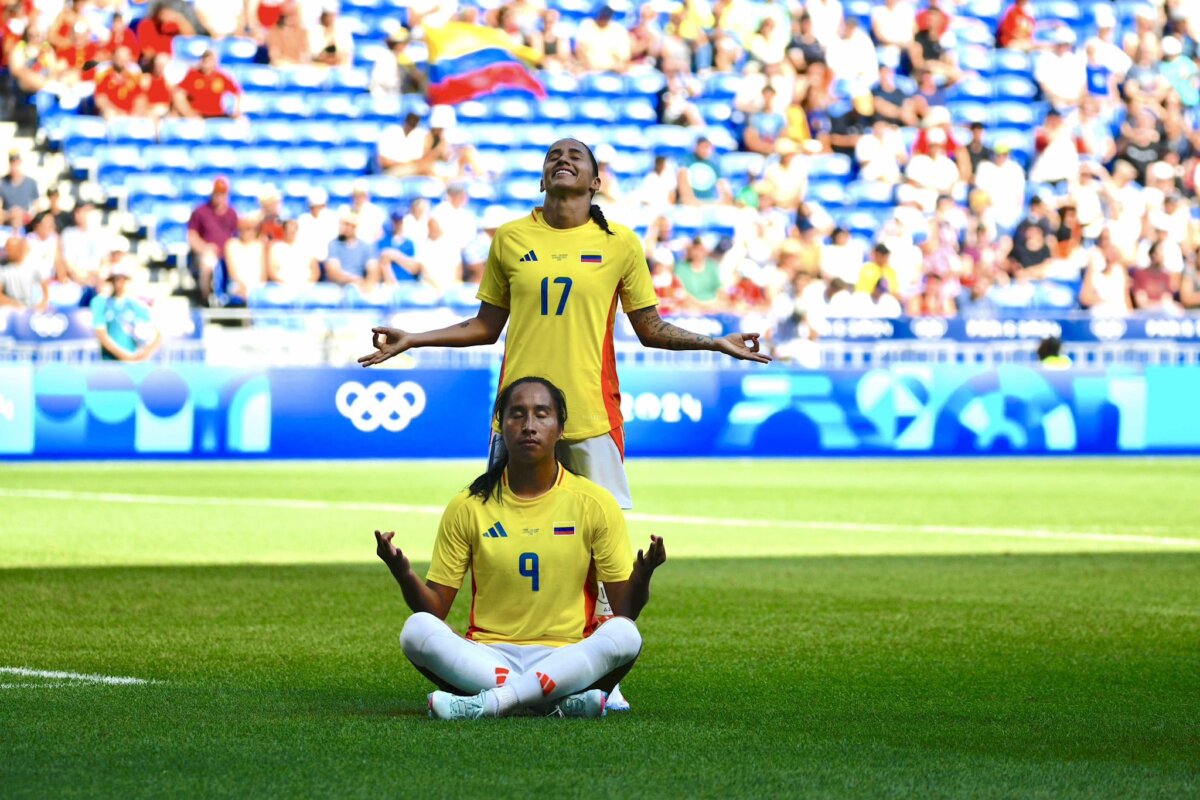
[392,566,449,618]
[606,535,667,621]
[627,306,772,363]
[410,316,500,348]
[626,305,717,351]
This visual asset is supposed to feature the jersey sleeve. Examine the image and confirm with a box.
[425,493,474,589]
[616,227,657,313]
[588,491,634,583]
[475,227,511,309]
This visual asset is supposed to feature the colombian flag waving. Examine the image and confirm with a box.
[422,22,546,105]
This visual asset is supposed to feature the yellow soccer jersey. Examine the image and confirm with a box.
[477,209,658,441]
[425,466,634,647]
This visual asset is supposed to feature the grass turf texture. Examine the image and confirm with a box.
[1,459,1197,799]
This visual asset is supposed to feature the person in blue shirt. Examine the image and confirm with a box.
[324,213,380,288]
[90,266,160,361]
[379,211,422,284]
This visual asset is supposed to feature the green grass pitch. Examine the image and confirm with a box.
[1,459,1198,799]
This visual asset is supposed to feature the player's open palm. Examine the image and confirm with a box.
[716,332,772,364]
[358,327,413,367]
[374,530,410,572]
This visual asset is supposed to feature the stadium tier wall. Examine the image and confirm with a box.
[2,363,1198,458]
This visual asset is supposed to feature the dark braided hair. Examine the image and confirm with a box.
[578,141,616,236]
[468,376,569,504]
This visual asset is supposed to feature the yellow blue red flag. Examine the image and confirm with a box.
[421,23,546,105]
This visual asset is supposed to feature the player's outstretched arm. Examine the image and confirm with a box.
[626,306,771,364]
[603,535,667,621]
[374,530,457,618]
[357,302,510,366]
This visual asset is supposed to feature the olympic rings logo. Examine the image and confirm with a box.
[335,380,427,433]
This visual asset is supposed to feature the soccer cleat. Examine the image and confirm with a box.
[548,689,608,718]
[428,690,488,720]
[605,683,630,712]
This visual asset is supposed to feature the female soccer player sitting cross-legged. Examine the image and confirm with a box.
[375,376,666,719]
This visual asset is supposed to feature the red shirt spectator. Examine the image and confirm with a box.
[916,1,951,34]
[99,14,141,63]
[997,0,1035,49]
[177,51,241,118]
[136,5,194,62]
[94,49,143,118]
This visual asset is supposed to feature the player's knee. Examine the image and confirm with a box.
[399,611,442,658]
[597,616,642,663]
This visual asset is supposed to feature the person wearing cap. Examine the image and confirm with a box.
[996,0,1035,51]
[574,5,631,73]
[1085,5,1132,80]
[905,127,959,212]
[1159,36,1199,108]
[174,49,241,118]
[89,262,160,361]
[344,180,387,246]
[187,177,238,304]
[265,2,312,67]
[1035,27,1087,111]
[370,26,425,96]
[0,151,38,228]
[0,236,48,311]
[324,213,380,288]
[256,185,285,242]
[296,187,339,261]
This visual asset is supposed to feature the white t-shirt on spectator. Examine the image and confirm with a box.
[430,200,477,255]
[974,159,1026,229]
[1035,49,1087,106]
[820,241,864,283]
[348,200,387,246]
[825,26,878,87]
[195,0,241,38]
[871,1,916,49]
[60,226,107,280]
[269,240,316,285]
[297,207,340,261]
[379,124,429,166]
[226,238,266,289]
[806,0,845,47]
[855,130,906,183]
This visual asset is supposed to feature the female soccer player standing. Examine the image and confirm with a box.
[375,377,666,719]
[359,138,770,509]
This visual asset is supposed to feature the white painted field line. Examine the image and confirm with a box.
[1,487,1196,549]
[0,667,151,686]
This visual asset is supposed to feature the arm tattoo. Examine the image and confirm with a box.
[457,321,471,328]
[628,307,715,352]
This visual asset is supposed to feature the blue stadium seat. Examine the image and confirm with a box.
[847,181,896,208]
[124,173,179,200]
[328,67,371,93]
[295,120,344,145]
[719,151,766,180]
[157,220,189,248]
[327,147,371,174]
[278,147,328,176]
[504,149,546,178]
[206,117,254,145]
[310,94,361,120]
[532,96,572,122]
[215,36,261,65]
[192,145,240,172]
[107,117,156,146]
[173,35,212,62]
[495,178,541,204]
[703,72,742,99]
[642,125,697,159]
[141,145,193,175]
[957,46,993,75]
[93,145,142,184]
[491,96,538,122]
[948,100,990,125]
[279,67,330,92]
[616,98,658,124]
[993,76,1038,102]
[393,176,444,201]
[953,18,995,46]
[235,147,285,176]
[1035,1,1082,23]
[462,123,518,149]
[540,71,580,96]
[809,182,848,208]
[991,49,1034,76]
[158,118,208,145]
[809,153,853,179]
[961,0,1003,24]
[948,77,993,101]
[235,65,282,92]
[989,102,1038,130]
[454,100,490,122]
[57,116,109,156]
[606,151,654,179]
[573,98,618,124]
[626,72,666,96]
[342,121,384,145]
[579,72,627,97]
[358,93,402,121]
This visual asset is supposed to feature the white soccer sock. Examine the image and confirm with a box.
[399,612,510,695]
[502,617,643,709]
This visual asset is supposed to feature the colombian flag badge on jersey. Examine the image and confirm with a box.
[553,522,576,536]
[579,251,602,264]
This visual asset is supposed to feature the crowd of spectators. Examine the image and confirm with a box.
[2,1,1200,361]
